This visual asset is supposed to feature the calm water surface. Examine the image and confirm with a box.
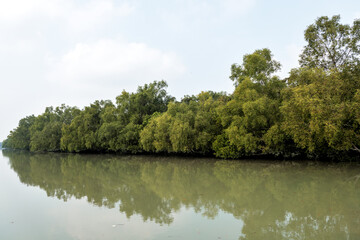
[0,150,360,240]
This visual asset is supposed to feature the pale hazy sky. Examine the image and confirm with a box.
[1,0,359,140]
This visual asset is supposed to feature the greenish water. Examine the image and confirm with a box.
[1,150,360,240]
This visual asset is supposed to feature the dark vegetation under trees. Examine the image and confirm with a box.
[3,15,360,160]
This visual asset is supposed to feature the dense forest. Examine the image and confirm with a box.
[3,15,360,160]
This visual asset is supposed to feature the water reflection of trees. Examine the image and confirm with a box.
[3,150,360,239]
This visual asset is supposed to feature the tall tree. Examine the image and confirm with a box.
[230,48,281,85]
[30,105,79,152]
[282,68,360,156]
[300,15,360,70]
[214,49,285,158]
[61,100,112,152]
[140,91,227,154]
[98,80,174,153]
[4,115,36,150]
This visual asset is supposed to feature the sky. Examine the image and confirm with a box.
[0,0,359,141]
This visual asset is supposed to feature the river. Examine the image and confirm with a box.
[0,150,359,239]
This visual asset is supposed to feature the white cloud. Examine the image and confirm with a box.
[160,0,256,33]
[0,0,63,21]
[221,0,256,15]
[0,0,134,28]
[183,0,256,16]
[65,1,134,31]
[47,39,186,90]
[0,38,36,54]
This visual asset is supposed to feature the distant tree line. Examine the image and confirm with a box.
[3,15,360,159]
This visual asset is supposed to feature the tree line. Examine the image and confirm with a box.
[3,15,360,159]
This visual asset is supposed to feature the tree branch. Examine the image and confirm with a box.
[352,144,360,153]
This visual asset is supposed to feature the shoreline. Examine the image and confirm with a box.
[2,148,359,163]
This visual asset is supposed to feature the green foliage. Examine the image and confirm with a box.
[61,100,112,152]
[62,80,173,153]
[99,80,174,153]
[4,115,36,150]
[140,101,197,153]
[116,80,174,124]
[212,133,240,158]
[300,15,360,70]
[30,105,79,152]
[4,15,360,159]
[194,91,228,153]
[140,91,227,154]
[282,68,360,156]
[230,48,281,85]
[214,49,286,158]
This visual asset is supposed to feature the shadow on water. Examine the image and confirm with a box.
[2,150,360,239]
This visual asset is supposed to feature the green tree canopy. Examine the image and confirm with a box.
[3,15,360,160]
[97,80,174,153]
[214,49,286,158]
[300,15,360,70]
[140,91,228,154]
[30,105,79,152]
[3,115,36,150]
[61,100,112,152]
[282,68,360,157]
[230,48,281,85]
